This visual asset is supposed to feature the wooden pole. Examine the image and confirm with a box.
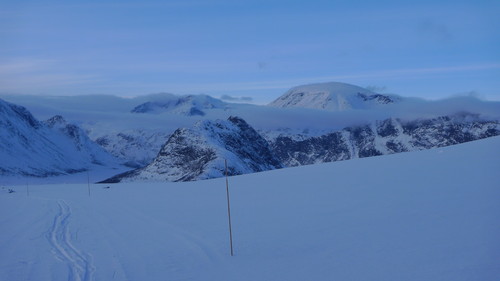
[225,159,234,256]
[87,171,91,197]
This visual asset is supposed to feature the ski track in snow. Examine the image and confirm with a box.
[48,200,95,281]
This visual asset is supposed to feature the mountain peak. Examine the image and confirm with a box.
[131,94,226,116]
[269,82,399,111]
[45,115,68,128]
[0,98,41,129]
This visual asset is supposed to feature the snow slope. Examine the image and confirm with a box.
[0,99,120,177]
[93,129,171,168]
[1,136,498,281]
[269,82,400,111]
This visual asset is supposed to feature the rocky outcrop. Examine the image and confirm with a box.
[101,116,282,182]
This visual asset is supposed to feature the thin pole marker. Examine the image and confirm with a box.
[225,159,234,256]
[87,171,91,197]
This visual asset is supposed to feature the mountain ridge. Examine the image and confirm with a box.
[101,116,282,183]
[0,99,119,177]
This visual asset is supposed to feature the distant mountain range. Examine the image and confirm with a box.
[266,114,499,167]
[1,82,499,182]
[101,113,498,183]
[131,94,227,116]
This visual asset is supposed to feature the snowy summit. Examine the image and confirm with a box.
[269,82,400,111]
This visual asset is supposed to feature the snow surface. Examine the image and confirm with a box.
[1,136,499,281]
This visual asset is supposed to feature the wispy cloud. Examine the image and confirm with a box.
[0,59,55,74]
[365,85,388,93]
[0,58,101,93]
[417,18,453,42]
[174,63,500,93]
[220,94,253,102]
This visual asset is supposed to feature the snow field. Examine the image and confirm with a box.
[1,136,499,281]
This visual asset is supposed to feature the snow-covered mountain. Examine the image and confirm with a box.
[2,82,500,183]
[44,115,119,166]
[131,94,227,116]
[102,116,282,182]
[93,130,171,168]
[269,82,400,111]
[0,99,119,177]
[266,113,500,167]
[101,112,499,182]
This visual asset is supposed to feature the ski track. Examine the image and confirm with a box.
[48,200,95,281]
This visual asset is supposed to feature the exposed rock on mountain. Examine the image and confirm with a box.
[267,114,499,167]
[2,81,500,182]
[101,116,282,182]
[269,82,400,111]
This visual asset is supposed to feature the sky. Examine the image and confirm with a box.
[1,0,499,104]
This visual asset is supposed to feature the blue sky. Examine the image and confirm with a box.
[1,0,499,103]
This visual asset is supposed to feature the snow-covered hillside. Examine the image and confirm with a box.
[93,130,171,168]
[269,82,400,111]
[1,136,498,281]
[0,99,120,177]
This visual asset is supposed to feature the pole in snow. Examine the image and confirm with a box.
[225,159,234,256]
[87,171,91,197]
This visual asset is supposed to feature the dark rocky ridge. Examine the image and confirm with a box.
[267,115,499,167]
[103,113,499,183]
[101,116,282,183]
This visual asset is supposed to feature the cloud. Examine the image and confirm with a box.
[257,62,267,70]
[451,90,486,100]
[0,59,54,75]
[365,85,387,93]
[417,18,453,42]
[220,94,253,102]
[0,58,102,93]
